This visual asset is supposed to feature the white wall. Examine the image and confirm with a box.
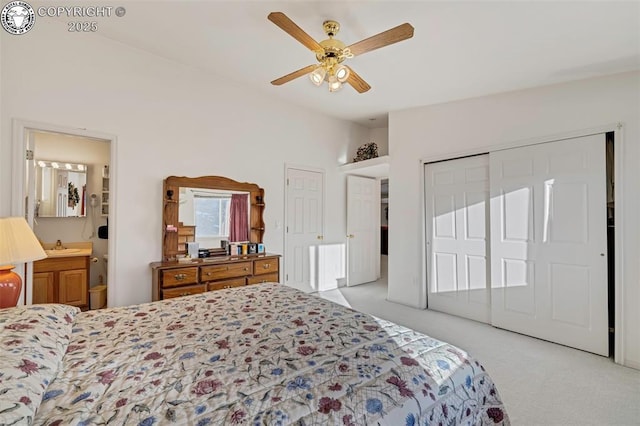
[1,19,368,306]
[388,71,640,368]
[369,127,389,157]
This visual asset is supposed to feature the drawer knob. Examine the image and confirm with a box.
[180,292,191,296]
[223,285,230,289]
[206,272,211,276]
[174,273,186,280]
[263,264,270,269]
[244,267,249,271]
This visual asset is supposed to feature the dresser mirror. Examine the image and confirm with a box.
[162,176,265,261]
[35,159,88,218]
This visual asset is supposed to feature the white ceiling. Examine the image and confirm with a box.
[66,1,640,128]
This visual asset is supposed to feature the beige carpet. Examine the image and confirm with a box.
[317,257,640,425]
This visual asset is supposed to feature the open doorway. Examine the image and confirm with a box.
[380,179,388,282]
[13,120,115,309]
[339,153,389,291]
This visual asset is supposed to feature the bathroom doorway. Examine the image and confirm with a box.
[12,120,116,306]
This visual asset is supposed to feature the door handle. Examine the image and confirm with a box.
[317,235,323,240]
[347,234,354,238]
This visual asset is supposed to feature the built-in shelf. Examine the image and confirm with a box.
[101,165,110,217]
[338,155,389,178]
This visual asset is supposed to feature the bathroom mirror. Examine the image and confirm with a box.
[162,176,265,261]
[35,160,88,218]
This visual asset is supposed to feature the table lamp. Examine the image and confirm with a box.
[0,217,47,308]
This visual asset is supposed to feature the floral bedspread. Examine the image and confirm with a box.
[32,283,509,425]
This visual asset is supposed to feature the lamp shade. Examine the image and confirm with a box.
[0,217,47,265]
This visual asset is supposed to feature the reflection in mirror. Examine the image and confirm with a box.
[35,160,87,217]
[178,187,250,249]
[162,176,265,261]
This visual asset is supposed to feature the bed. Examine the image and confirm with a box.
[1,283,509,425]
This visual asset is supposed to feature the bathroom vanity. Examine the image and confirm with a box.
[33,243,91,310]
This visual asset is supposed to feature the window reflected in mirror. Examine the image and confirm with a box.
[178,187,250,249]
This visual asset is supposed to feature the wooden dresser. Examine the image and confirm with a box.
[150,253,280,301]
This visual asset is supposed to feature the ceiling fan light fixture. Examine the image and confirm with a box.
[335,64,349,83]
[309,66,326,86]
[328,75,342,92]
[269,12,414,94]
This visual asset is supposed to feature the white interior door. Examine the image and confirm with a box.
[347,175,378,286]
[425,155,491,323]
[490,133,608,356]
[285,167,324,292]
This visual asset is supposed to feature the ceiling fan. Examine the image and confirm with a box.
[268,12,414,93]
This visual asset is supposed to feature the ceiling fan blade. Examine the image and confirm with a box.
[345,67,371,93]
[271,64,318,86]
[347,23,414,56]
[268,12,323,52]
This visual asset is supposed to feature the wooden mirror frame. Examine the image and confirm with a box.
[162,176,265,261]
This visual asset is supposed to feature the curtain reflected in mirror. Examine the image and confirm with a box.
[229,193,249,242]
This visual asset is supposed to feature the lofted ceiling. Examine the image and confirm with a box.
[47,1,640,128]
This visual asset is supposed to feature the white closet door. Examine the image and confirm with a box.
[425,155,490,323]
[285,168,324,292]
[347,175,378,286]
[490,133,608,356]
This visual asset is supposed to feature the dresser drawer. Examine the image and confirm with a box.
[162,267,199,288]
[247,272,279,285]
[254,258,279,275]
[208,278,246,291]
[201,261,252,281]
[162,284,206,299]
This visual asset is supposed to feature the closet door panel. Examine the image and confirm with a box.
[490,133,608,356]
[425,154,490,323]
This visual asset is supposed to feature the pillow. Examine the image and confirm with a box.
[0,304,79,425]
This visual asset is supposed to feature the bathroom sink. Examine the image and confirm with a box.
[45,248,82,256]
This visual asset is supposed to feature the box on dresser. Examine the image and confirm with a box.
[150,253,280,301]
